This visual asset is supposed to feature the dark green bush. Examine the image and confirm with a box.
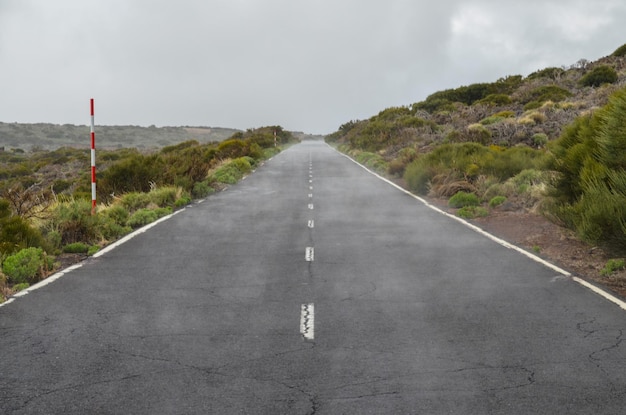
[524,85,572,104]
[50,199,100,245]
[489,196,507,208]
[449,191,480,208]
[548,86,626,250]
[192,181,215,198]
[579,65,618,87]
[127,207,172,229]
[63,242,89,254]
[0,199,47,255]
[476,94,512,106]
[120,192,151,212]
[457,206,489,219]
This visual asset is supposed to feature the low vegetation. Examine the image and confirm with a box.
[0,126,297,301]
[327,43,626,254]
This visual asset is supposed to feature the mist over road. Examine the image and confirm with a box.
[1,140,626,414]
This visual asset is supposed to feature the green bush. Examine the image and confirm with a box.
[524,85,572,104]
[449,191,480,208]
[98,153,165,200]
[476,94,512,106]
[2,247,50,284]
[127,207,172,229]
[489,196,507,208]
[50,199,100,245]
[532,133,548,147]
[579,65,618,87]
[600,259,626,276]
[63,242,89,254]
[120,192,152,212]
[103,205,130,226]
[0,200,47,255]
[12,282,29,292]
[457,206,489,219]
[148,186,178,208]
[192,181,215,198]
[548,86,626,249]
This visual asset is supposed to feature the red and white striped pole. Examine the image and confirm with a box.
[90,98,96,215]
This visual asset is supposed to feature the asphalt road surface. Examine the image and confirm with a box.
[2,140,626,414]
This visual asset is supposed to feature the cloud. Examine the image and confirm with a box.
[0,0,624,134]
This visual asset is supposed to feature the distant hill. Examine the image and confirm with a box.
[328,44,626,154]
[0,123,242,151]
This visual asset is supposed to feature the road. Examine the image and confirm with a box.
[1,140,626,414]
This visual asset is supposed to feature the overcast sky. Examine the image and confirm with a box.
[1,0,624,134]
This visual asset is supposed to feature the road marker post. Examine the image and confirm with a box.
[90,98,96,215]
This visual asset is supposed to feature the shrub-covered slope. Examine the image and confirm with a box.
[327,43,626,252]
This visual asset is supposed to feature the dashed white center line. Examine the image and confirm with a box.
[305,247,314,261]
[308,220,314,228]
[308,193,313,198]
[300,303,315,340]
[308,203,314,210]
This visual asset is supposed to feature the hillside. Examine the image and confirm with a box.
[325,43,626,297]
[328,46,626,159]
[0,123,241,151]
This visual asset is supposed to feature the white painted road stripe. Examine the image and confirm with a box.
[300,303,315,340]
[305,247,314,261]
[308,220,314,228]
[308,203,314,210]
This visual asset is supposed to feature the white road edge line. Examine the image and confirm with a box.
[0,209,186,308]
[330,144,626,312]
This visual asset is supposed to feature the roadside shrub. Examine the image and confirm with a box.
[211,157,254,184]
[579,65,618,87]
[148,186,179,208]
[2,247,52,284]
[127,209,158,229]
[120,192,151,212]
[50,199,99,245]
[98,153,165,199]
[0,209,47,256]
[99,207,131,241]
[600,259,626,276]
[174,195,192,207]
[449,191,480,208]
[457,206,489,219]
[63,242,89,254]
[192,181,215,198]
[548,86,626,250]
[489,196,507,208]
[355,152,388,172]
[12,282,29,292]
[127,207,172,229]
[103,205,130,226]
[404,157,434,194]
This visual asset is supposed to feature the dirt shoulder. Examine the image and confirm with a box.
[425,196,626,301]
